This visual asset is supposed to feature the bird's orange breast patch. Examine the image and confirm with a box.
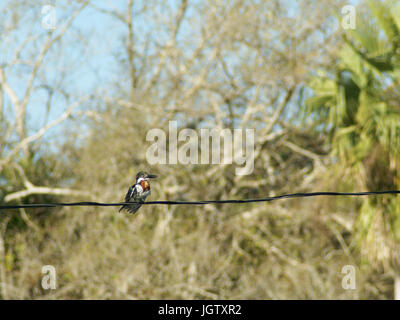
[140,180,150,191]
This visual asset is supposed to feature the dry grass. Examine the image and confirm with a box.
[0,193,391,299]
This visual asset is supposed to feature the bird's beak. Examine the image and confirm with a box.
[147,174,157,179]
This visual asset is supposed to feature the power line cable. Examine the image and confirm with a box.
[0,190,399,210]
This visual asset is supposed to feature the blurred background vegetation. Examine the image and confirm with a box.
[0,0,399,299]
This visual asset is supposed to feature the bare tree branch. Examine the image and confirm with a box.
[20,2,88,138]
[0,96,89,172]
[0,68,23,137]
[5,186,91,202]
[281,140,324,166]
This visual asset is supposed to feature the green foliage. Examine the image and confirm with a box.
[305,0,400,273]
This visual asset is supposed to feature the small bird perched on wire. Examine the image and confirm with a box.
[119,171,157,214]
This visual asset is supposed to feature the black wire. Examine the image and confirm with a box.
[0,190,399,210]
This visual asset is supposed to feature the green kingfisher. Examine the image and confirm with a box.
[119,171,157,214]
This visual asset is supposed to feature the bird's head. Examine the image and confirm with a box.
[136,171,157,183]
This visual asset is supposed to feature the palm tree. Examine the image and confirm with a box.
[305,0,400,299]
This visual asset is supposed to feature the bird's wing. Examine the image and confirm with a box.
[124,185,137,202]
[120,184,144,214]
